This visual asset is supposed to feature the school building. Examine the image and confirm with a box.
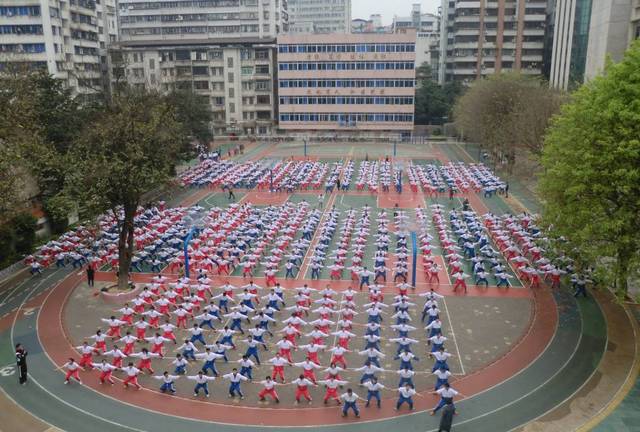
[276,31,417,137]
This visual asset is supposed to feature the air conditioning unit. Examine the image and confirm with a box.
[176,15,183,21]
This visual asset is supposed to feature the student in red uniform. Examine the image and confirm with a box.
[292,374,317,404]
[258,376,282,403]
[57,358,83,385]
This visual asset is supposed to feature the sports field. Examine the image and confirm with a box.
[0,141,636,432]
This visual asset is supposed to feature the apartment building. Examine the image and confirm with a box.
[117,0,287,42]
[287,0,350,33]
[543,0,592,90]
[276,32,416,136]
[110,0,287,135]
[110,42,277,136]
[439,0,548,83]
[393,4,440,73]
[0,0,118,95]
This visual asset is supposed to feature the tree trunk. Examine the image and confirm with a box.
[117,201,137,290]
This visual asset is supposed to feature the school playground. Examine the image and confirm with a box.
[0,141,637,432]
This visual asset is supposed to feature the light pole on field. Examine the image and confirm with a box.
[182,210,205,279]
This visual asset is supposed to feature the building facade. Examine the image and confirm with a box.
[276,32,416,135]
[439,0,548,83]
[351,14,389,33]
[109,41,278,136]
[110,0,288,135]
[287,0,350,34]
[584,0,635,80]
[0,0,118,95]
[392,4,440,72]
[633,0,640,42]
[543,0,592,90]
[117,0,287,42]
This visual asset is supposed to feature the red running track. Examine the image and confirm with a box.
[37,270,556,426]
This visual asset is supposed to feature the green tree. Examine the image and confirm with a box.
[539,41,640,296]
[0,212,37,267]
[454,73,563,172]
[414,63,463,125]
[67,87,187,288]
[0,69,92,231]
[165,89,213,151]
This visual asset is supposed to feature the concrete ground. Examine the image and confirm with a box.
[64,281,531,407]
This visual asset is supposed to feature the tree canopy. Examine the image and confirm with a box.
[453,73,564,172]
[414,63,463,125]
[67,87,188,288]
[0,67,213,274]
[165,89,213,149]
[0,69,93,230]
[539,41,640,296]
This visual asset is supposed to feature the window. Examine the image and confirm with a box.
[255,80,270,91]
[228,87,234,97]
[0,25,43,35]
[192,66,208,75]
[227,72,234,82]
[0,6,41,17]
[255,50,269,60]
[241,66,253,75]
[175,50,190,61]
[149,58,155,70]
[255,64,269,74]
[229,103,235,114]
[256,95,270,105]
[227,57,233,68]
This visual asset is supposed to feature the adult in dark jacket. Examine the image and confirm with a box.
[438,403,455,432]
[15,344,28,385]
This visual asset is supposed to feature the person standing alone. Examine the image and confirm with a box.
[15,344,28,385]
[86,265,95,287]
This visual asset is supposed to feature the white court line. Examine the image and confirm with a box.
[329,293,345,350]
[0,272,35,305]
[296,186,339,280]
[9,270,146,432]
[441,296,465,375]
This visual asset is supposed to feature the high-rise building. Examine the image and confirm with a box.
[0,0,118,96]
[276,31,416,137]
[109,0,288,136]
[287,0,351,34]
[439,0,548,84]
[584,0,635,80]
[544,0,592,90]
[392,4,440,74]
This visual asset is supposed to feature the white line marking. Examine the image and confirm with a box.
[441,296,465,375]
[297,188,338,280]
[425,302,583,432]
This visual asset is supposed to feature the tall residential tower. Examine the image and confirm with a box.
[0,0,118,95]
[439,0,548,83]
